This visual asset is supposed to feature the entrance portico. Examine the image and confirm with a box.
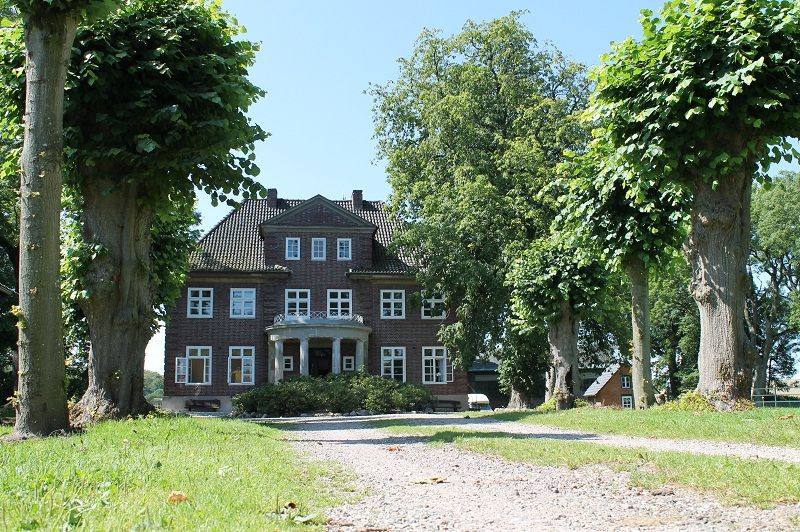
[266,313,371,383]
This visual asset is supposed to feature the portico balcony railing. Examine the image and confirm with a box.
[273,311,365,324]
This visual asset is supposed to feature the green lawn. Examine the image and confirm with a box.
[372,420,800,506]
[0,416,352,530]
[477,407,800,448]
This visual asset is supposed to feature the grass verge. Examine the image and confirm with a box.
[372,420,800,506]
[473,407,800,448]
[0,416,352,530]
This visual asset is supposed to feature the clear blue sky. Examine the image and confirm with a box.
[195,0,670,233]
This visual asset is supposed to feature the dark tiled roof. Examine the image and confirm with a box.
[189,197,413,275]
[583,363,621,397]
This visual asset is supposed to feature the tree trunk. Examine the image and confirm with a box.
[666,348,679,400]
[549,299,579,410]
[624,255,656,409]
[13,13,78,438]
[752,321,774,396]
[686,164,753,409]
[71,179,154,425]
[751,354,768,394]
[507,387,532,409]
[544,366,555,401]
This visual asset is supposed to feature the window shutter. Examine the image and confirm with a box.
[175,357,187,383]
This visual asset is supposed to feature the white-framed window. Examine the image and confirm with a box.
[175,357,187,384]
[285,289,311,317]
[621,395,634,409]
[381,347,406,382]
[380,289,405,319]
[285,237,300,260]
[337,238,352,261]
[621,375,632,389]
[187,288,213,318]
[328,289,352,318]
[228,346,254,385]
[422,347,453,384]
[342,355,355,372]
[176,346,212,385]
[421,293,446,319]
[311,238,326,261]
[230,288,256,318]
[283,356,294,372]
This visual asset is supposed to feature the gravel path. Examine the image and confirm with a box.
[386,413,800,464]
[285,416,800,531]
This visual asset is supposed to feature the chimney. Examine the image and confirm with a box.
[266,188,277,208]
[352,189,363,210]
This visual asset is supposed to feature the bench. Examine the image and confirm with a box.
[185,399,221,412]
[434,399,462,412]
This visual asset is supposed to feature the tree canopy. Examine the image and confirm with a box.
[371,14,590,401]
[587,0,800,407]
[0,0,266,422]
[590,0,800,188]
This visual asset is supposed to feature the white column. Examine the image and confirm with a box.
[355,339,365,372]
[332,337,342,374]
[274,339,284,383]
[300,337,309,376]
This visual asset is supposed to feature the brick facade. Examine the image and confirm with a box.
[163,191,468,411]
[585,364,633,408]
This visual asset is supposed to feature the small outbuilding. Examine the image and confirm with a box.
[583,363,634,409]
[467,360,509,409]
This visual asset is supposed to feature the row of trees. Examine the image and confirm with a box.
[374,1,800,411]
[0,0,267,437]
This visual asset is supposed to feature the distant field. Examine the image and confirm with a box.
[0,416,352,530]
[372,420,800,506]
[478,407,800,448]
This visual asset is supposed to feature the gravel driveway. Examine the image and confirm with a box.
[284,415,800,531]
[388,413,800,464]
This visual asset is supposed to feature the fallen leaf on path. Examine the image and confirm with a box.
[386,446,401,452]
[414,477,446,484]
[167,491,188,503]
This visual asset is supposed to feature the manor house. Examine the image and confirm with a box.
[162,189,468,413]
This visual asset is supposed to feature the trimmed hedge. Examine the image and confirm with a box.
[232,374,433,416]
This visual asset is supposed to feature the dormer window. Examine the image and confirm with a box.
[337,238,352,261]
[285,237,300,260]
[312,238,326,261]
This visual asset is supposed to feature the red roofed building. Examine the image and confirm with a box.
[583,363,634,409]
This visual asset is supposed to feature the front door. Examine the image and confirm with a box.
[309,348,332,377]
